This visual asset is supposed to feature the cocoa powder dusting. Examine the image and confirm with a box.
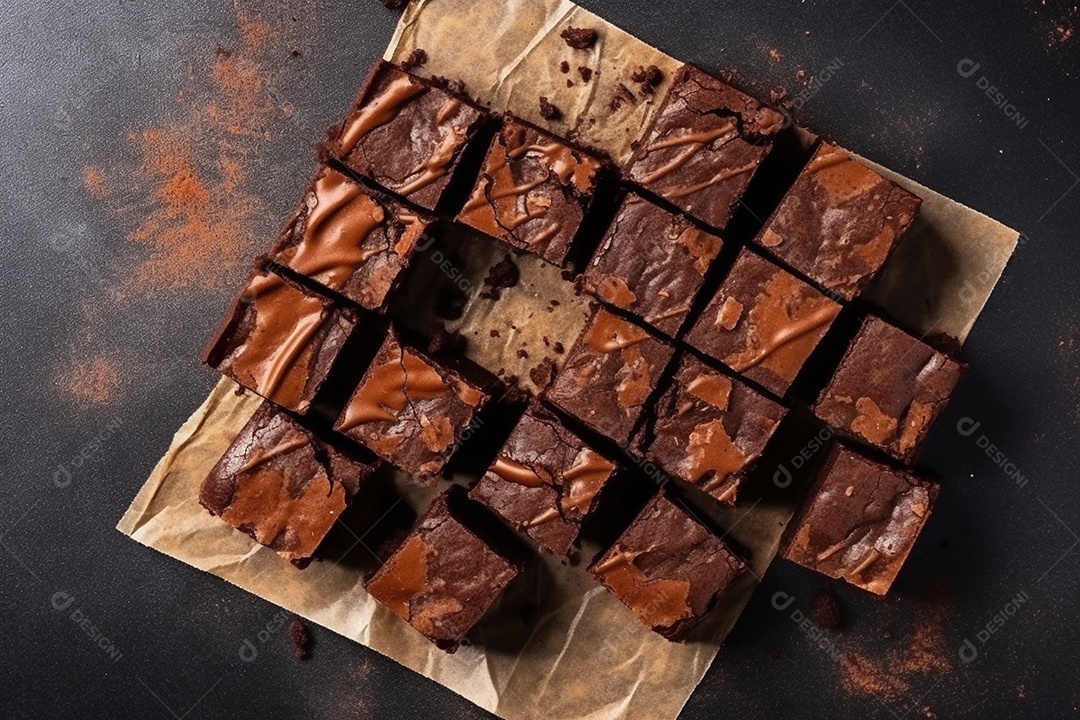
[54,351,123,408]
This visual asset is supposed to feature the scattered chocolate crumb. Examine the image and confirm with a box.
[289,48,301,58]
[428,75,466,95]
[401,48,429,72]
[549,299,560,307]
[566,79,575,88]
[560,26,598,50]
[539,96,562,120]
[811,588,843,629]
[610,83,638,111]
[480,255,521,300]
[919,707,937,720]
[631,64,663,93]
[578,66,594,83]
[288,619,310,660]
[517,349,529,360]
[530,359,558,388]
[881,628,893,640]
[560,60,571,74]
[428,324,467,357]
[554,342,565,354]
[768,47,783,64]
[490,329,501,338]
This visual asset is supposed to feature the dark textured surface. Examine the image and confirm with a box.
[3,1,1078,718]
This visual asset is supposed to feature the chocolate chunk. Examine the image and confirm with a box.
[635,355,787,506]
[334,331,490,481]
[203,267,358,415]
[582,192,724,337]
[469,408,617,556]
[365,487,523,652]
[627,65,786,231]
[686,248,842,396]
[590,490,746,640]
[200,402,375,564]
[781,444,940,595]
[329,61,488,211]
[545,308,675,445]
[756,142,922,300]
[813,316,966,463]
[560,26,599,49]
[459,119,602,266]
[268,166,436,311]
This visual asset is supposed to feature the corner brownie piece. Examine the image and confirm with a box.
[330,61,487,211]
[781,444,939,595]
[637,355,786,506]
[756,142,922,301]
[468,408,616,556]
[458,118,602,266]
[268,166,435,311]
[686,248,842,397]
[590,491,747,641]
[813,316,966,463]
[581,192,723,337]
[334,331,489,480]
[366,487,522,652]
[200,402,375,565]
[203,267,357,415]
[627,64,786,231]
[545,308,675,445]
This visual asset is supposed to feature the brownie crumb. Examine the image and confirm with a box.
[631,65,663,94]
[539,96,562,120]
[560,26,598,49]
[530,359,558,388]
[517,349,530,360]
[560,60,571,74]
[428,324,467,357]
[610,83,637,111]
[578,66,594,83]
[289,49,302,58]
[811,589,843,630]
[428,75,467,95]
[288,619,310,660]
[480,255,521,300]
[490,329,501,339]
[566,79,575,88]
[402,48,429,72]
[554,342,565,354]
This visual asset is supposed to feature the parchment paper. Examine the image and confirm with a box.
[119,1,1021,718]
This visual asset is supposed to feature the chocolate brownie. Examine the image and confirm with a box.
[781,444,939,595]
[330,61,488,211]
[200,402,375,564]
[686,248,842,396]
[756,142,922,301]
[268,166,435,311]
[813,316,966,463]
[203,267,358,415]
[468,408,616,556]
[581,192,724,337]
[458,118,602,266]
[627,64,786,231]
[334,331,489,480]
[636,355,787,505]
[365,487,522,652]
[545,308,675,445]
[590,490,747,641]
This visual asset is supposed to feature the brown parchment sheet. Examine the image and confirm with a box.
[118,1,1021,719]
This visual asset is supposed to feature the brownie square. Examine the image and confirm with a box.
[637,355,787,506]
[200,402,375,565]
[581,192,723,337]
[468,408,616,556]
[545,308,676,445]
[334,331,489,480]
[756,142,922,301]
[685,248,842,397]
[458,118,602,266]
[329,61,488,211]
[589,490,747,641]
[203,267,358,415]
[627,64,786,231]
[781,444,939,595]
[813,316,966,463]
[366,487,522,652]
[268,166,435,311]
